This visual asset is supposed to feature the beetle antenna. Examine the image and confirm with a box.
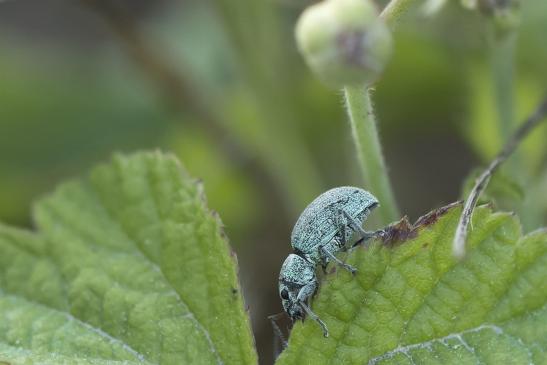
[300,302,329,337]
[268,313,288,354]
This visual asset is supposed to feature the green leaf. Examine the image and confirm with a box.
[276,203,547,364]
[0,152,257,365]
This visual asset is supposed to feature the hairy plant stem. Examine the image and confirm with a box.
[344,86,399,224]
[340,0,420,224]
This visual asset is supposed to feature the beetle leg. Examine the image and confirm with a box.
[319,245,356,274]
[300,302,329,338]
[320,259,328,274]
[341,209,384,245]
[296,280,317,303]
[341,209,367,236]
[351,228,386,249]
[335,209,348,248]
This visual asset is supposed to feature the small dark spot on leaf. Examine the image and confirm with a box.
[231,287,238,295]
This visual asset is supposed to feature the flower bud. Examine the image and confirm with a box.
[295,0,392,87]
[462,0,520,33]
[480,0,520,31]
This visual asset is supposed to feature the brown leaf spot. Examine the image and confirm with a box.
[381,201,462,246]
[381,216,415,247]
[414,201,462,227]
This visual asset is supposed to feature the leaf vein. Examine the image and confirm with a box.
[94,161,222,364]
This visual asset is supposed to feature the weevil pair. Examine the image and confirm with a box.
[271,186,383,341]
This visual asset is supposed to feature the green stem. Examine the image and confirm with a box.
[490,30,517,145]
[344,86,400,224]
[339,0,420,224]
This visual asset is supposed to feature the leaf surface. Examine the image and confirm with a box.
[0,152,257,365]
[276,204,547,364]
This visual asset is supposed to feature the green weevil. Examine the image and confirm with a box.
[277,186,382,337]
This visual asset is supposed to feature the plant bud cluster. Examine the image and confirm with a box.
[462,0,520,32]
[295,0,392,87]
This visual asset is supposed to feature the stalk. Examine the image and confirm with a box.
[490,30,517,163]
[344,86,399,224]
[340,0,421,224]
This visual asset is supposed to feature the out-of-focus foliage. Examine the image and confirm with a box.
[466,69,546,170]
[0,52,168,224]
[0,0,546,362]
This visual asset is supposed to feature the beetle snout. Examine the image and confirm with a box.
[288,304,304,320]
[291,306,302,318]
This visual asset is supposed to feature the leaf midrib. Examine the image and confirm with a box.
[367,304,547,365]
[1,225,147,362]
[0,293,147,363]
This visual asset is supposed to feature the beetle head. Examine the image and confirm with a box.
[278,254,316,321]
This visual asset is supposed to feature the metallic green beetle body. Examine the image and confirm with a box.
[277,186,381,338]
[291,186,379,265]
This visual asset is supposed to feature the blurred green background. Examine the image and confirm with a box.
[1,0,546,363]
